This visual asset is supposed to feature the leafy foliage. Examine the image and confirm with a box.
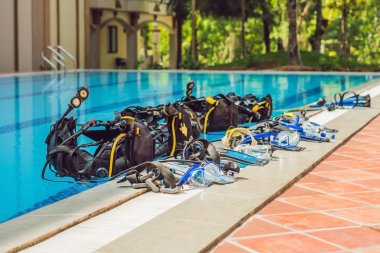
[165,0,380,70]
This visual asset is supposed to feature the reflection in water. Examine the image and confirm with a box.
[0,71,379,223]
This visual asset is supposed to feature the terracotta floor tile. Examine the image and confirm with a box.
[352,137,380,144]
[313,170,380,181]
[344,140,372,147]
[342,191,380,205]
[365,168,380,174]
[280,186,321,198]
[324,153,356,162]
[263,212,354,230]
[341,151,380,159]
[300,181,370,194]
[360,144,380,152]
[259,200,308,215]
[212,241,248,253]
[352,179,380,189]
[327,207,380,225]
[357,245,380,253]
[232,218,289,238]
[335,145,364,154]
[355,132,380,138]
[297,174,336,184]
[236,233,340,253]
[282,195,363,210]
[313,162,349,172]
[309,227,380,249]
[326,160,380,169]
[360,130,380,135]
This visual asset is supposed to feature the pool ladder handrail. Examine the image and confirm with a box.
[56,46,77,69]
[41,46,77,72]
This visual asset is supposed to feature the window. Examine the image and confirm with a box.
[108,26,118,53]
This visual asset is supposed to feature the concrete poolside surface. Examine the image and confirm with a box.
[213,117,380,253]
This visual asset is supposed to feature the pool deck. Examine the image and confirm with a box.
[212,116,380,253]
[1,78,380,253]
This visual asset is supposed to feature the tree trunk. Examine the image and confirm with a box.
[288,0,301,65]
[176,18,183,68]
[339,0,350,57]
[240,0,246,58]
[259,0,271,53]
[310,0,323,52]
[191,0,198,61]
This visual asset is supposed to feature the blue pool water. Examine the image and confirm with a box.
[1,70,379,223]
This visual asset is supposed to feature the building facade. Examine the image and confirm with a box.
[0,0,178,73]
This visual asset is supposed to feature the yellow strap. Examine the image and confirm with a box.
[136,127,140,136]
[121,116,135,120]
[222,128,257,148]
[203,106,215,133]
[163,105,168,115]
[205,96,216,105]
[284,112,294,118]
[169,116,177,156]
[252,105,264,113]
[108,133,126,177]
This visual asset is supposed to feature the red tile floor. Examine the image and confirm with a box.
[212,117,380,253]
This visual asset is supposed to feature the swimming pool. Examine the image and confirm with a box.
[1,70,379,223]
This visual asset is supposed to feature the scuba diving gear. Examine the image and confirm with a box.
[334,91,371,108]
[277,113,337,142]
[202,95,238,133]
[270,131,304,151]
[163,104,195,156]
[222,128,257,148]
[184,81,273,131]
[179,139,221,164]
[121,103,199,158]
[118,159,239,193]
[117,161,181,194]
[246,121,305,151]
[42,88,155,181]
[183,82,239,133]
[233,144,272,161]
[175,162,238,188]
[294,91,371,112]
[226,93,273,124]
[221,127,272,163]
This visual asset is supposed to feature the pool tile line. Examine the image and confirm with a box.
[230,224,362,240]
[225,240,259,253]
[292,184,379,200]
[0,88,186,135]
[0,77,246,134]
[258,205,380,220]
[273,200,378,227]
